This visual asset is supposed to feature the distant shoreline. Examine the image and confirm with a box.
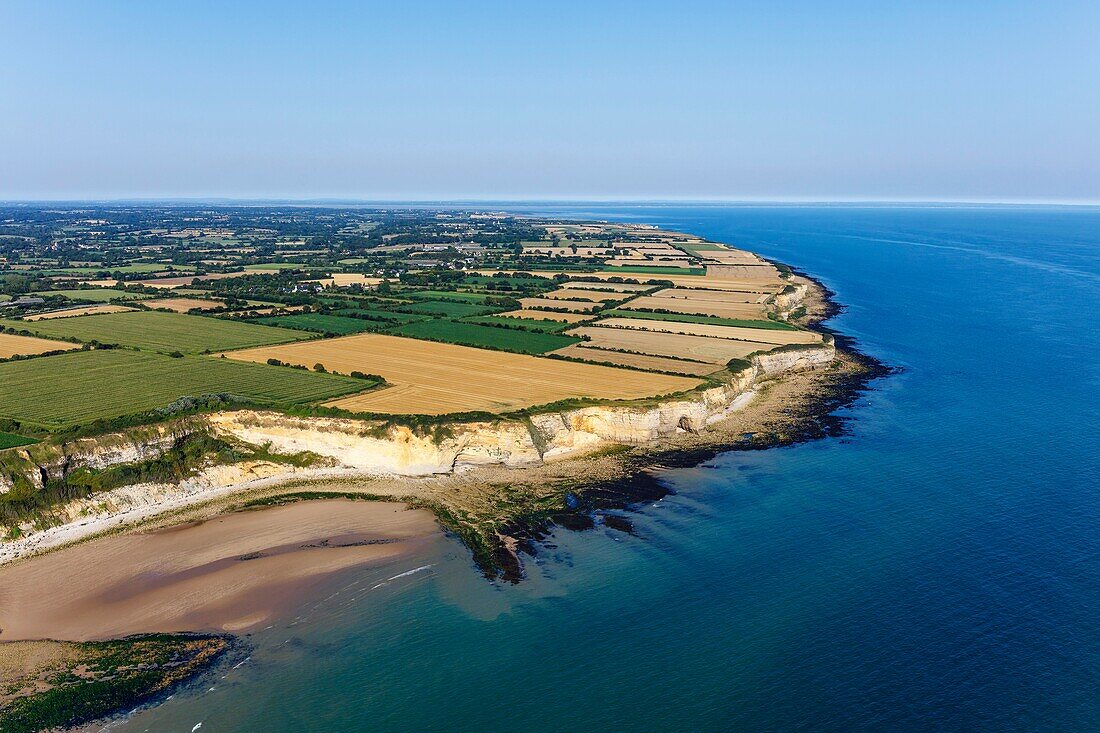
[0,223,890,731]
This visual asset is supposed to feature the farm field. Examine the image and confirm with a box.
[461,275,555,289]
[618,295,769,320]
[331,308,429,324]
[600,309,797,330]
[33,264,190,276]
[405,290,502,303]
[567,326,778,365]
[601,265,706,275]
[551,344,722,377]
[0,349,368,429]
[562,281,656,293]
[25,304,136,320]
[309,273,381,287]
[0,332,80,359]
[223,305,306,318]
[703,264,781,280]
[144,297,226,312]
[397,300,492,317]
[494,309,591,323]
[463,315,571,332]
[649,287,771,304]
[642,275,783,292]
[246,262,310,270]
[130,272,261,289]
[674,242,727,252]
[30,288,150,302]
[252,313,381,335]
[543,288,626,302]
[0,431,38,449]
[594,317,822,345]
[518,297,600,313]
[475,269,780,292]
[224,334,700,415]
[1,311,310,354]
[387,319,579,354]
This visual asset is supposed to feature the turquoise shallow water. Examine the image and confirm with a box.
[121,206,1100,732]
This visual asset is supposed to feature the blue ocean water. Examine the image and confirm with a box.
[121,206,1100,732]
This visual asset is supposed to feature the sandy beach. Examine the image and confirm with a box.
[0,500,439,641]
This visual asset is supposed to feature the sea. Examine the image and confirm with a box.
[115,205,1100,732]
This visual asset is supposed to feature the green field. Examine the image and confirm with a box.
[253,313,381,335]
[602,309,800,330]
[396,300,494,317]
[388,319,578,354]
[0,311,311,354]
[0,431,38,450]
[461,274,554,288]
[35,263,193,276]
[463,315,571,333]
[405,289,501,303]
[0,350,369,429]
[245,262,310,270]
[331,308,428,324]
[31,288,150,302]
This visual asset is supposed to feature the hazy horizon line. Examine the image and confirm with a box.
[2,197,1099,208]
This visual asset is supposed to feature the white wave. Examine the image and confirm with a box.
[370,564,434,590]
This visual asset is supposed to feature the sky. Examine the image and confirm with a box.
[1,1,1098,202]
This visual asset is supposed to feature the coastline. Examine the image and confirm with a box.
[0,260,890,731]
[0,269,888,581]
[0,270,888,575]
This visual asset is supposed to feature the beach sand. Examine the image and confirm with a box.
[0,500,439,641]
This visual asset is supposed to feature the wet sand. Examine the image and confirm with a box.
[0,500,439,641]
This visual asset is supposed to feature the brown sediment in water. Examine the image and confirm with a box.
[0,500,438,641]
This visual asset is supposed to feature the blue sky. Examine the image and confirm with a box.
[1,1,1097,202]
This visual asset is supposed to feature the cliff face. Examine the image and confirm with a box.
[203,344,829,476]
[0,341,835,497]
[0,420,202,495]
[0,337,834,561]
[771,282,809,316]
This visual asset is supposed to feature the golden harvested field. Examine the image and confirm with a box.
[594,317,823,345]
[620,296,769,320]
[223,333,700,415]
[25,304,136,320]
[495,310,591,323]
[307,273,383,287]
[656,275,784,292]
[568,326,775,365]
[0,333,80,359]
[694,249,764,265]
[519,297,601,313]
[562,281,655,293]
[144,297,226,312]
[544,288,625,302]
[606,258,696,268]
[705,264,781,280]
[650,287,771,304]
[552,343,721,376]
[474,269,784,293]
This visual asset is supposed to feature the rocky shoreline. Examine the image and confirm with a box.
[490,335,890,581]
[0,264,890,731]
